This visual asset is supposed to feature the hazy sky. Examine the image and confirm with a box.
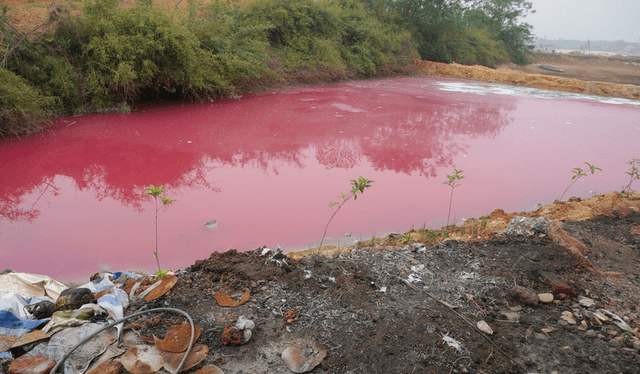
[527,0,640,41]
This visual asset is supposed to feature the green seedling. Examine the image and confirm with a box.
[145,184,174,274]
[623,159,639,193]
[444,168,464,226]
[319,177,372,250]
[559,162,602,201]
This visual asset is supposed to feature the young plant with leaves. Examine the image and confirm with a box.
[559,162,602,201]
[444,168,464,226]
[319,177,373,250]
[623,159,640,193]
[145,184,174,275]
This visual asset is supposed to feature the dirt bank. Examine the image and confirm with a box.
[2,193,639,373]
[417,60,640,101]
[146,193,640,373]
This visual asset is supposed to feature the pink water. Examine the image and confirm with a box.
[1,77,638,281]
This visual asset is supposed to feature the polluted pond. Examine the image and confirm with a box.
[1,192,640,373]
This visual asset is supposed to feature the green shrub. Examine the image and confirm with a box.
[0,68,55,137]
[1,0,416,137]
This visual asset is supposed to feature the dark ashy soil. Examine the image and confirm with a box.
[142,212,640,374]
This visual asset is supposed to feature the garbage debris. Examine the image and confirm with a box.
[140,274,178,302]
[222,316,255,346]
[406,273,423,284]
[442,335,463,353]
[599,309,633,333]
[284,308,299,325]
[29,323,117,373]
[162,344,208,372]
[7,354,55,374]
[412,243,426,253]
[214,288,250,307]
[261,247,289,267]
[155,323,202,353]
[204,220,218,230]
[118,345,164,374]
[0,272,67,299]
[24,300,55,320]
[281,338,328,373]
[55,288,96,311]
[0,311,47,337]
[10,330,49,349]
[86,361,123,374]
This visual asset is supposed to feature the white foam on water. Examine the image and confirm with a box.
[435,81,640,107]
[331,102,366,113]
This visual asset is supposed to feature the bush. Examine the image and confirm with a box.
[0,68,55,137]
[1,0,417,137]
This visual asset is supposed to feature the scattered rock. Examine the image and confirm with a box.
[510,286,539,306]
[282,338,328,373]
[541,327,555,334]
[55,288,96,311]
[505,216,550,237]
[578,297,595,308]
[538,293,554,303]
[8,355,55,374]
[476,320,493,335]
[561,311,577,325]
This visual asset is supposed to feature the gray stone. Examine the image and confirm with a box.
[504,216,550,237]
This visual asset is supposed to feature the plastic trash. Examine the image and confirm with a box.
[0,310,48,337]
[0,272,67,299]
[29,323,117,374]
[0,293,53,320]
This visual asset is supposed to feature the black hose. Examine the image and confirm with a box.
[50,307,195,374]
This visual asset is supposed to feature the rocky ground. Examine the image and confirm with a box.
[2,193,640,373]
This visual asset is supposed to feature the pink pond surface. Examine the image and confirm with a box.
[1,77,638,281]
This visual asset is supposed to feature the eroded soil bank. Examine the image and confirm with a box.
[143,193,640,373]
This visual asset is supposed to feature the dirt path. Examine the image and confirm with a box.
[506,53,640,86]
[417,60,640,101]
[139,193,640,373]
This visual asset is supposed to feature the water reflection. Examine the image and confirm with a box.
[0,78,512,222]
